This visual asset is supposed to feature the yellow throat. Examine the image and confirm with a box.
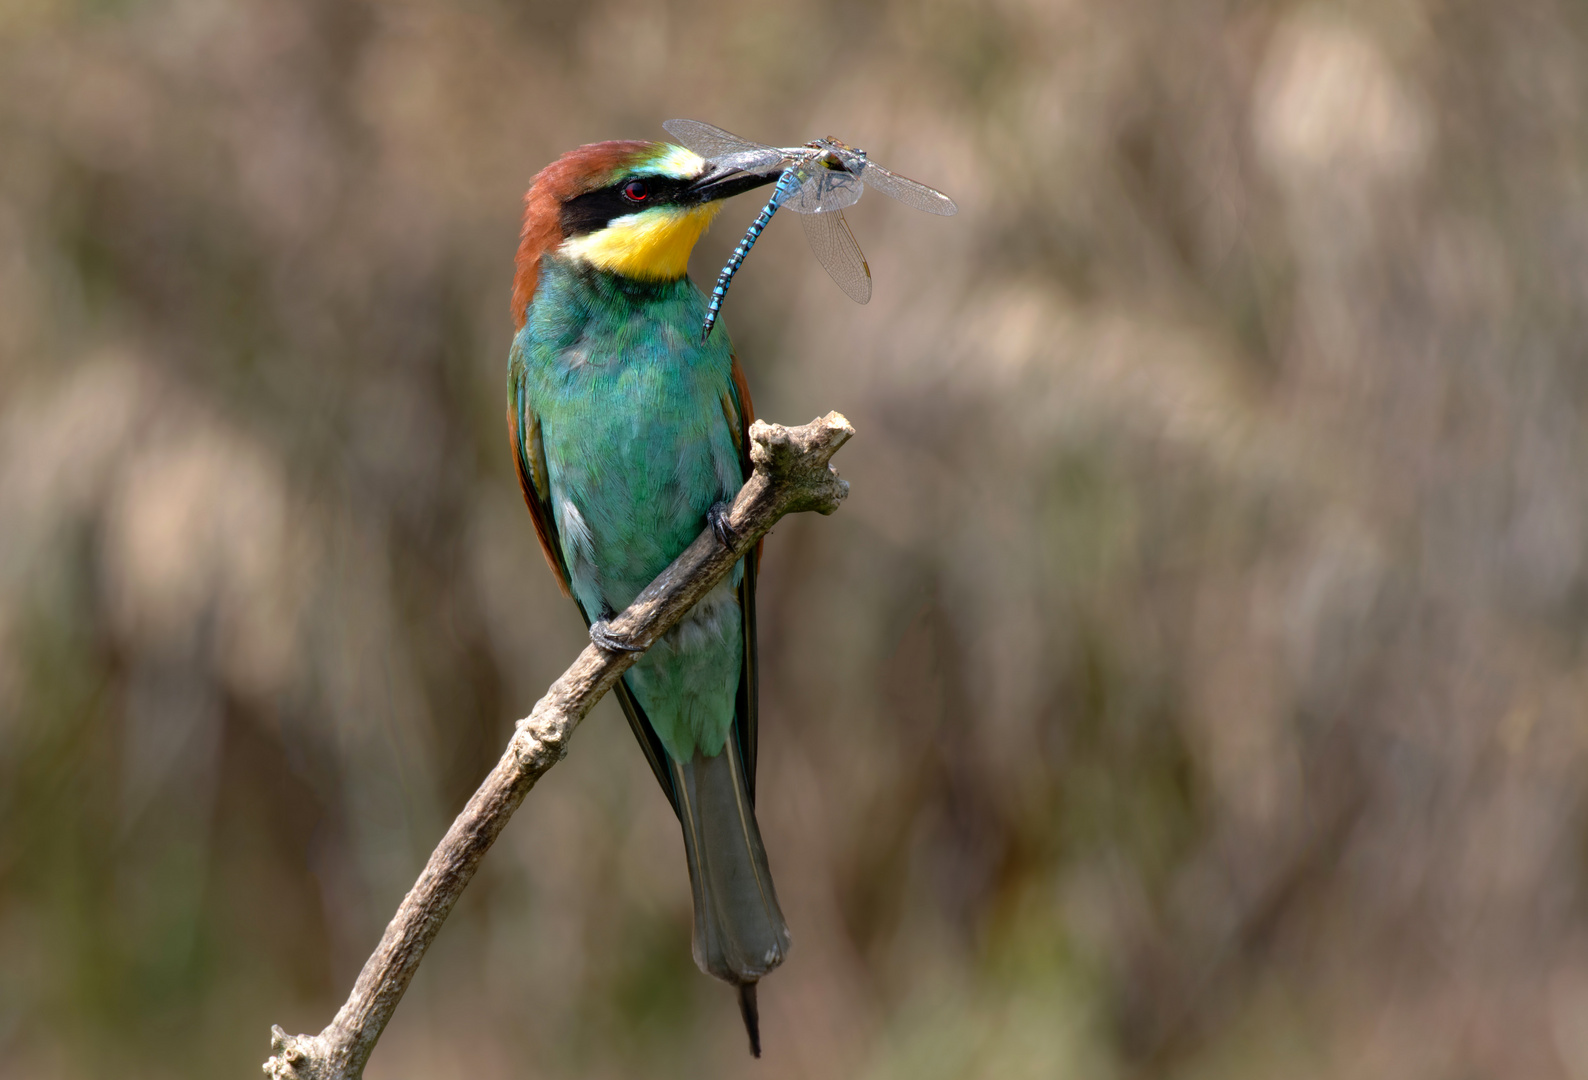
[560,202,724,281]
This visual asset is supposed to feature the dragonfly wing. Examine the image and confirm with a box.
[662,119,785,174]
[663,118,761,156]
[801,209,872,304]
[859,160,958,215]
[785,165,865,214]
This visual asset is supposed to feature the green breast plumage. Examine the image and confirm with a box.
[510,256,745,760]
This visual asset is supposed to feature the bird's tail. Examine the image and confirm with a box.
[670,727,790,1056]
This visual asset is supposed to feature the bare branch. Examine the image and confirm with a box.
[264,412,854,1080]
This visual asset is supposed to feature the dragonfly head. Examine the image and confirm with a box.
[512,141,780,324]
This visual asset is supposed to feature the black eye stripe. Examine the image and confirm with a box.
[561,174,694,238]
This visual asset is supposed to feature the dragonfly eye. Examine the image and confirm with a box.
[623,179,649,202]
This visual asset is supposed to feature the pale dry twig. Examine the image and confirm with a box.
[263,412,854,1080]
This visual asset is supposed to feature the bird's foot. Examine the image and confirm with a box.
[708,501,740,549]
[589,620,644,653]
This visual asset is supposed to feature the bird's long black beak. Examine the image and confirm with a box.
[686,160,781,204]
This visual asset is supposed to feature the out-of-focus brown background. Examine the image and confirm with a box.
[3,0,1586,1076]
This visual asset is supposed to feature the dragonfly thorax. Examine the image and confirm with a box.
[806,138,867,175]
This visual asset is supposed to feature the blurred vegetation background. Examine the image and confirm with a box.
[3,0,1587,1077]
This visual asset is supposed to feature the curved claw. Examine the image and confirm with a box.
[708,501,740,549]
[590,619,644,653]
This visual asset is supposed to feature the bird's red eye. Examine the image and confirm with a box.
[623,180,649,202]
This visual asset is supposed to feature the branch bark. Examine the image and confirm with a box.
[263,412,854,1080]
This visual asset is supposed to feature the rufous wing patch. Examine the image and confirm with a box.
[507,402,572,597]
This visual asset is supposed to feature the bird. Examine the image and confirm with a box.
[505,137,789,1056]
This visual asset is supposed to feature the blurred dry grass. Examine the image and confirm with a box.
[3,0,1588,1077]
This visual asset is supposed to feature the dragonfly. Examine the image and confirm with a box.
[663,119,958,341]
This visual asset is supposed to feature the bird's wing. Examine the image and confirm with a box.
[507,362,572,597]
[611,678,680,817]
[725,352,762,801]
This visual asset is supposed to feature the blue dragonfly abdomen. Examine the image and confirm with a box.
[701,168,804,342]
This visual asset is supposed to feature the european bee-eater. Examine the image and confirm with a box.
[506,139,786,1055]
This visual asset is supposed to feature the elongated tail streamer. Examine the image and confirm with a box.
[702,168,802,342]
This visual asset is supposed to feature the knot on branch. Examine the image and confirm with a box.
[512,705,572,771]
[264,1026,323,1079]
[748,412,852,516]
